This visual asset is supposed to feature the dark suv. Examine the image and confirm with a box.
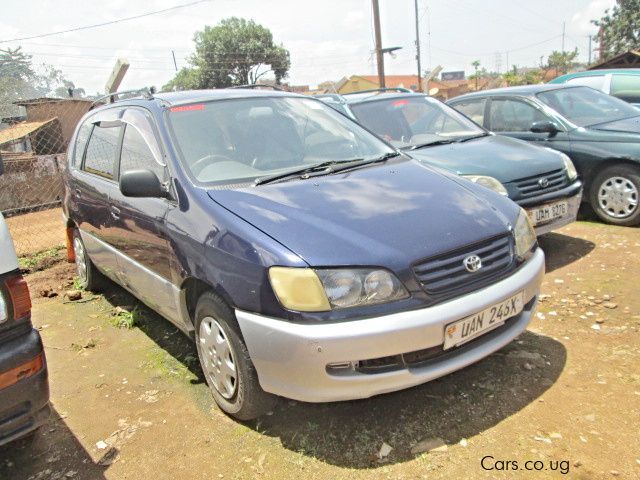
[63,88,544,420]
[319,89,583,235]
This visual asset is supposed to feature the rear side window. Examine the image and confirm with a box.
[565,75,606,91]
[72,122,93,166]
[83,125,121,180]
[452,98,487,126]
[119,125,165,180]
[610,75,640,104]
[488,98,547,132]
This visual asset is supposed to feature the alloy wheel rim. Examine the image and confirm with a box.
[597,176,638,219]
[73,237,87,283]
[198,317,237,399]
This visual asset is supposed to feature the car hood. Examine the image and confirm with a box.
[406,134,565,184]
[207,159,516,268]
[590,115,640,134]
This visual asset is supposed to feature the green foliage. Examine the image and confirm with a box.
[163,17,290,90]
[593,0,640,59]
[112,306,142,329]
[547,49,579,74]
[18,245,64,271]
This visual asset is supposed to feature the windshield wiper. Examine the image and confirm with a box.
[455,132,490,143]
[404,139,456,150]
[254,153,398,186]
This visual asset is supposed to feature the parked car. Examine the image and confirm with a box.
[319,89,582,235]
[449,85,640,226]
[0,155,50,446]
[549,69,640,107]
[63,88,545,420]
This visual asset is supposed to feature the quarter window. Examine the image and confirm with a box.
[489,98,547,132]
[83,124,121,179]
[453,98,487,126]
[119,125,165,180]
[72,121,93,166]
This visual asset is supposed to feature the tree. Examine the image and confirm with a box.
[593,0,640,59]
[547,48,579,74]
[163,17,290,91]
[0,47,84,117]
[471,60,481,90]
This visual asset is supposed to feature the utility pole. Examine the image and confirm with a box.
[372,0,385,88]
[562,21,565,52]
[171,50,178,72]
[588,35,592,64]
[414,0,422,91]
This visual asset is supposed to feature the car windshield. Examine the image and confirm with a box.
[348,96,485,148]
[167,96,394,185]
[536,86,640,127]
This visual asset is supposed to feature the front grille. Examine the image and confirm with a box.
[514,168,568,198]
[412,234,514,300]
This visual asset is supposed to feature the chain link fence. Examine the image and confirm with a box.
[1,97,93,256]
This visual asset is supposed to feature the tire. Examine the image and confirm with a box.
[72,230,106,292]
[194,292,276,421]
[590,164,640,226]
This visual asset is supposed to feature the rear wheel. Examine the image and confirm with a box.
[194,292,276,421]
[72,230,106,291]
[590,164,640,226]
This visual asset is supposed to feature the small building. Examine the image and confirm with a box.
[13,97,93,151]
[0,118,63,155]
[589,50,640,70]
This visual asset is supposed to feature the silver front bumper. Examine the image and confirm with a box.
[529,190,582,236]
[236,248,545,403]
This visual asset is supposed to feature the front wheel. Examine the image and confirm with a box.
[590,164,640,226]
[194,292,276,421]
[72,230,106,291]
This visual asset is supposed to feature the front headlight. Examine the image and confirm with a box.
[0,291,7,324]
[462,175,508,196]
[269,267,408,312]
[561,153,578,180]
[545,148,577,181]
[514,208,537,258]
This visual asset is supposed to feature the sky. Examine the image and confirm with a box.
[0,0,616,94]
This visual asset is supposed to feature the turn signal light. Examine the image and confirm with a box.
[5,275,31,320]
[0,353,44,390]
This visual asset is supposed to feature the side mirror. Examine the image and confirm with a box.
[119,169,166,198]
[530,120,560,134]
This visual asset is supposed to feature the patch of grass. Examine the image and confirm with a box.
[19,245,65,272]
[111,306,143,329]
[72,277,85,291]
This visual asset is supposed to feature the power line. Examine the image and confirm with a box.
[0,0,211,44]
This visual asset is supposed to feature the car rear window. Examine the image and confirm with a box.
[610,75,640,104]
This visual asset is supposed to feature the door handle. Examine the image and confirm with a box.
[74,188,82,197]
[110,206,121,220]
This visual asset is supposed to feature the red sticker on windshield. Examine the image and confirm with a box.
[170,104,205,112]
[392,100,409,106]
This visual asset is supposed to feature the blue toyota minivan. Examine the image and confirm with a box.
[63,88,545,420]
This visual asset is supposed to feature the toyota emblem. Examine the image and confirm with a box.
[538,177,549,188]
[463,255,482,273]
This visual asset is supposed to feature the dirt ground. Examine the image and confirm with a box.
[4,208,65,256]
[0,220,639,480]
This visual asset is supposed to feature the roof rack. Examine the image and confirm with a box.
[342,87,413,96]
[90,87,156,108]
[229,84,283,91]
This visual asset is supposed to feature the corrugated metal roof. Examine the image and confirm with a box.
[0,118,57,145]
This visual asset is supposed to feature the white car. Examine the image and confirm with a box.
[0,156,50,445]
